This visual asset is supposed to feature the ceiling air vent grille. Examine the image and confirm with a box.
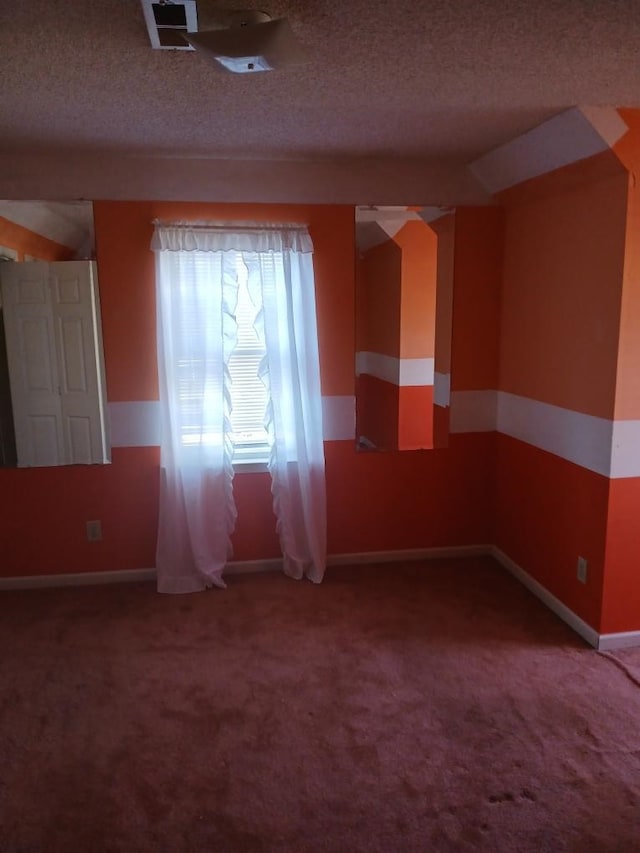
[141,0,197,50]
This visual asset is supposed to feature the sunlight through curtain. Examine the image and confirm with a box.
[152,222,326,593]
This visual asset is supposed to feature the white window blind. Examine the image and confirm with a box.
[228,254,270,464]
[173,252,220,450]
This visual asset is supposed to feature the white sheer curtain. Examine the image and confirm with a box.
[152,222,326,593]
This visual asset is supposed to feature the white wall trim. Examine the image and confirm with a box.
[444,389,640,478]
[355,351,434,386]
[356,351,397,383]
[496,391,613,476]
[492,546,640,650]
[610,419,640,478]
[0,568,157,590]
[578,106,628,150]
[225,558,283,575]
[0,559,286,590]
[469,107,625,195]
[109,401,161,448]
[108,396,357,447]
[597,631,640,651]
[490,546,600,648]
[434,372,451,407]
[0,546,490,591]
[108,393,640,476]
[494,392,640,479]
[327,544,491,565]
[399,358,435,386]
[227,546,491,573]
[322,395,356,441]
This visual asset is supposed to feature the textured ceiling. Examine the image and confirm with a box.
[2,0,640,166]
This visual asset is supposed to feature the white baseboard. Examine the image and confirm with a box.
[224,558,283,576]
[328,544,491,566]
[597,631,640,651]
[0,568,157,590]
[0,561,282,590]
[0,546,490,591]
[490,546,601,648]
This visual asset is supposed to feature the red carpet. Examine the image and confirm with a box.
[1,557,639,851]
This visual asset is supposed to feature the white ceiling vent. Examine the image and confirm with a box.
[141,0,197,50]
[141,2,306,72]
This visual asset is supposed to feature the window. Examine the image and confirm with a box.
[153,222,327,591]
[169,250,272,466]
[228,253,270,464]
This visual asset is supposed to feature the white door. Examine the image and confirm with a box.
[0,261,109,467]
[0,262,65,466]
[50,262,109,464]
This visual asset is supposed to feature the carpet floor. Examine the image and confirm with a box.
[1,557,639,852]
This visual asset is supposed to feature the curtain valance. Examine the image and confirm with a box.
[151,222,314,254]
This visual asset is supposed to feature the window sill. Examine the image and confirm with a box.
[232,460,269,474]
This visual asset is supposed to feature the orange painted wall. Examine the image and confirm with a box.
[355,374,399,451]
[598,110,640,633]
[613,108,640,169]
[612,173,640,420]
[399,385,433,450]
[325,434,495,555]
[356,220,437,361]
[0,216,75,261]
[432,213,455,376]
[495,435,608,630]
[355,254,366,352]
[489,114,640,636]
[396,220,437,359]
[499,172,628,418]
[0,448,160,575]
[356,378,433,452]
[3,186,633,637]
[433,405,450,449]
[487,117,640,636]
[356,219,437,450]
[0,200,496,577]
[602,478,640,633]
[358,237,402,358]
[95,202,355,401]
[495,166,630,633]
[450,207,504,392]
[355,238,401,447]
[495,150,625,211]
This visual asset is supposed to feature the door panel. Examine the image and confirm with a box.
[1,263,64,466]
[67,415,93,464]
[29,415,64,466]
[0,261,109,466]
[51,262,107,464]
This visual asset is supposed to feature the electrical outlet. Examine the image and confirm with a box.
[577,556,588,584]
[86,520,102,542]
